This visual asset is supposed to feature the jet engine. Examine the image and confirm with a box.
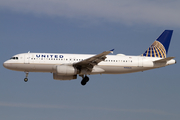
[56,65,77,75]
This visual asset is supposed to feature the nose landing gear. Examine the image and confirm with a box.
[24,72,29,82]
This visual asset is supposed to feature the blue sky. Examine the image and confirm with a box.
[0,0,180,120]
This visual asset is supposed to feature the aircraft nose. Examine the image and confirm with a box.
[3,61,10,69]
[3,62,7,68]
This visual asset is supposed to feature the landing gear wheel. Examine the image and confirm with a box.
[24,78,28,82]
[81,80,86,86]
[81,76,89,86]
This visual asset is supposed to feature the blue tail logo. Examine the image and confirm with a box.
[142,30,173,58]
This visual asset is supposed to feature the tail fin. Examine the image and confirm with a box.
[142,30,173,58]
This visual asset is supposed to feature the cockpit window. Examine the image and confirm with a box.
[10,57,18,60]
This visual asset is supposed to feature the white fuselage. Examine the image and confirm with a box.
[3,53,176,75]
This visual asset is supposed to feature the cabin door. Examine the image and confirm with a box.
[24,54,30,64]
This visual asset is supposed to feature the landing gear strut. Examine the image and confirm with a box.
[24,72,29,82]
[81,75,89,86]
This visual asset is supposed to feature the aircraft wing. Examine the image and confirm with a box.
[73,49,114,71]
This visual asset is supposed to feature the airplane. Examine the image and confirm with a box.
[3,30,176,86]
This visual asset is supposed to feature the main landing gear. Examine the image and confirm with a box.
[81,75,89,86]
[24,72,29,82]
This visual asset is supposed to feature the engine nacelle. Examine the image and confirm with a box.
[56,65,77,75]
[53,73,77,80]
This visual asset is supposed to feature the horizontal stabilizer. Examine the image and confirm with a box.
[153,57,175,63]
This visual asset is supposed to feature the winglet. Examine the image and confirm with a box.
[110,49,114,54]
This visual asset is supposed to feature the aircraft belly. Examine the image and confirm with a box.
[7,63,55,72]
[98,66,153,74]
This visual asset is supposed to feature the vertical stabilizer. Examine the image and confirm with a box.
[142,30,173,58]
